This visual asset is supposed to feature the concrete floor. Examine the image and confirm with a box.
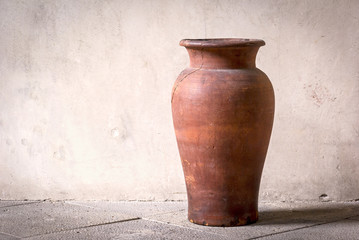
[0,200,359,239]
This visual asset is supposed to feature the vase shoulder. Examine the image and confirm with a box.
[173,67,272,90]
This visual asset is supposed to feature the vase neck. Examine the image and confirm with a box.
[185,46,261,69]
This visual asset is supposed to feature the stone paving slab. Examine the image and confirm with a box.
[1,201,359,239]
[0,201,137,238]
[259,202,359,222]
[67,200,186,217]
[25,219,223,240]
[258,219,359,240]
[143,202,359,240]
[143,209,321,240]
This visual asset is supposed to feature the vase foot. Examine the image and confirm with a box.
[188,212,258,227]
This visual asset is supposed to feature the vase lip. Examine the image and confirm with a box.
[179,38,265,48]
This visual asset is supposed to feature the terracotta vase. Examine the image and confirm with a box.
[171,38,275,227]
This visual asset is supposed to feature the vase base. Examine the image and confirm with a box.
[188,213,258,227]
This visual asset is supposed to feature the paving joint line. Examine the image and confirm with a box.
[143,209,186,218]
[22,217,141,239]
[345,215,359,221]
[63,201,100,209]
[141,217,227,238]
[247,216,357,240]
[246,222,326,240]
[0,231,21,239]
[0,201,40,209]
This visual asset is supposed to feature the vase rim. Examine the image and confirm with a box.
[180,38,265,48]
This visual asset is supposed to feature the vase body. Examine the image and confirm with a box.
[171,39,275,227]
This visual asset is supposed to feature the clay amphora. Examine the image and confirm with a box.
[171,38,275,227]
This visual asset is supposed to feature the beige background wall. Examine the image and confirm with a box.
[0,0,358,202]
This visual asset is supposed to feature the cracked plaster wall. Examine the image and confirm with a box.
[0,0,358,201]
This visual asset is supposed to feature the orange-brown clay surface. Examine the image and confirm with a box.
[172,38,274,227]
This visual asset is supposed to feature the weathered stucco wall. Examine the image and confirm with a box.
[0,0,358,201]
